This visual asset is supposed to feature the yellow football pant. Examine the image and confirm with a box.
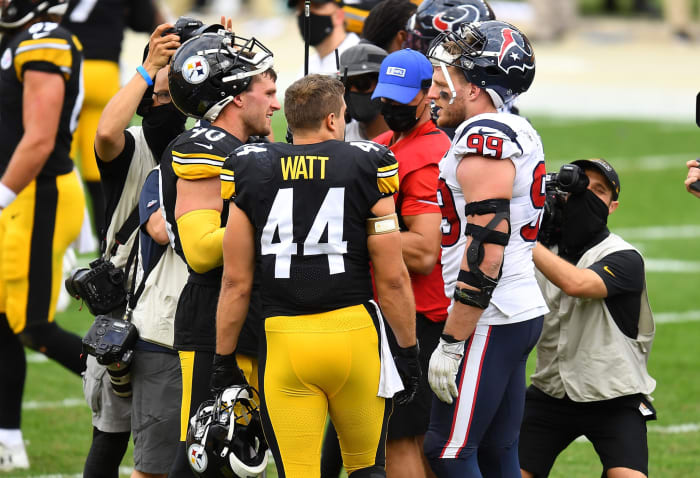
[262,304,390,478]
[0,171,85,333]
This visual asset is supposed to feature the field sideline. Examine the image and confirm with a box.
[5,114,699,478]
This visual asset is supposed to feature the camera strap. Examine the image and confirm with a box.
[123,232,166,318]
[101,206,140,257]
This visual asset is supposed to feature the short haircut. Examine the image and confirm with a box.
[284,74,345,132]
[362,0,417,51]
[250,67,278,85]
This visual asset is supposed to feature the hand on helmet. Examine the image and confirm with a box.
[144,23,181,73]
[393,343,422,406]
[428,335,465,404]
[210,353,248,397]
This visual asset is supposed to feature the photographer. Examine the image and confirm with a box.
[519,159,657,478]
[81,22,191,478]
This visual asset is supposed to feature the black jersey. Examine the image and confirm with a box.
[0,22,83,177]
[221,139,399,317]
[160,124,243,281]
[62,0,155,62]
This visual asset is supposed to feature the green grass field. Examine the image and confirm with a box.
[6,114,699,478]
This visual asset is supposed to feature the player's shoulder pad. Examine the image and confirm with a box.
[170,126,240,180]
[11,22,78,80]
[347,140,399,196]
[220,143,270,200]
[454,114,524,160]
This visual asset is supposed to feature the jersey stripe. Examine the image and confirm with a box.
[377,162,399,194]
[220,168,235,199]
[172,150,226,180]
[14,39,73,81]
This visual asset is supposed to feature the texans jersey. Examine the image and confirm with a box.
[160,124,242,280]
[221,140,399,317]
[0,22,83,177]
[439,112,548,325]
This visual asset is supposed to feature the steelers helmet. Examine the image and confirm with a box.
[169,30,274,122]
[186,386,269,478]
[427,20,535,107]
[0,0,67,31]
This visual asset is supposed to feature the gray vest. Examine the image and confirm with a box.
[531,233,656,401]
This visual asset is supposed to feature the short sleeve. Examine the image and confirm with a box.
[13,27,76,81]
[399,164,440,216]
[588,250,645,297]
[138,169,161,229]
[346,141,399,197]
[171,143,227,180]
[453,118,523,160]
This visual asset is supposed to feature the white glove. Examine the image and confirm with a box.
[428,337,465,404]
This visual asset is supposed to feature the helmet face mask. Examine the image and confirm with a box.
[169,31,274,122]
[186,386,269,478]
[427,20,535,107]
[0,0,67,31]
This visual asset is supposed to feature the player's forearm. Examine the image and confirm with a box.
[1,139,52,194]
[376,266,417,348]
[442,301,480,341]
[215,278,252,355]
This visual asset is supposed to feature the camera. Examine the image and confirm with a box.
[65,258,126,316]
[538,164,590,247]
[162,17,221,43]
[82,315,139,397]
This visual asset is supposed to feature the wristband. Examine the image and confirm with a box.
[136,65,153,87]
[0,183,17,208]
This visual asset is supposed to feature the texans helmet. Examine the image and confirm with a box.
[405,0,495,53]
[427,20,535,107]
[169,31,274,122]
[0,0,67,31]
[186,386,269,478]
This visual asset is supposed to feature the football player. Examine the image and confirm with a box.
[161,30,279,478]
[422,20,548,477]
[0,0,86,470]
[213,74,420,478]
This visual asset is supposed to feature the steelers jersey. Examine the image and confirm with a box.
[220,139,399,317]
[160,124,243,280]
[0,22,83,177]
[439,112,548,325]
[62,0,156,62]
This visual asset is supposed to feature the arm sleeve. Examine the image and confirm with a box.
[588,249,645,297]
[399,164,440,217]
[176,209,225,274]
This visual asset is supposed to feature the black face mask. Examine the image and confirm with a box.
[297,12,333,47]
[560,189,609,258]
[380,101,422,133]
[142,103,186,162]
[345,91,382,123]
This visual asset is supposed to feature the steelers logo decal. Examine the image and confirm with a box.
[187,443,208,473]
[182,55,209,84]
[1,48,11,71]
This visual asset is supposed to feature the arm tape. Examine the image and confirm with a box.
[176,209,225,274]
[366,213,400,235]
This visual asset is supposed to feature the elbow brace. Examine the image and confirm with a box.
[176,209,225,274]
[453,199,511,309]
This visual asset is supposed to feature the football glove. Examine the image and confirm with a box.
[428,335,465,404]
[393,343,421,406]
[210,353,247,397]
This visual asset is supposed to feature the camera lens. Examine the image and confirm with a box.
[64,268,89,299]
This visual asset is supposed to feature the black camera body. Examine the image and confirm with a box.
[163,17,221,43]
[83,314,139,397]
[539,164,590,247]
[65,258,126,316]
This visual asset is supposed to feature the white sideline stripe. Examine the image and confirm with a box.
[615,225,700,240]
[645,259,700,273]
[22,398,85,410]
[27,353,48,363]
[574,423,700,443]
[655,310,700,324]
[29,467,133,478]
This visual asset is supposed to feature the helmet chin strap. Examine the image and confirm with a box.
[204,97,234,122]
[485,88,504,109]
[439,62,457,105]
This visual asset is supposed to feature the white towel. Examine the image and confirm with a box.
[369,300,404,398]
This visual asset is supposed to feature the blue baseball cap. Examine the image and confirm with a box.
[371,49,433,104]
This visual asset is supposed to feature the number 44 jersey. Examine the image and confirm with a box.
[438,112,549,325]
[221,139,399,317]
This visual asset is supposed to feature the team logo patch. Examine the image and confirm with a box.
[1,48,11,70]
[432,5,480,32]
[386,66,406,78]
[182,55,209,84]
[187,443,208,472]
[497,28,534,74]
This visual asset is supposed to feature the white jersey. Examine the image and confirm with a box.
[438,112,549,325]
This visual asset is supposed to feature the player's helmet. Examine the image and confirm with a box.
[427,20,535,107]
[0,0,67,31]
[185,386,268,478]
[405,0,495,53]
[169,30,274,122]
